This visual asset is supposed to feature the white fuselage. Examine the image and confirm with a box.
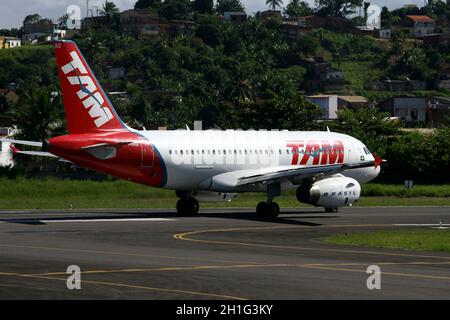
[137,129,380,192]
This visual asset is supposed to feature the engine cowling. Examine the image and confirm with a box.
[191,191,237,202]
[296,177,361,208]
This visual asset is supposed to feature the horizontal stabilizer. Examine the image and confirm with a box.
[0,138,43,147]
[14,150,58,158]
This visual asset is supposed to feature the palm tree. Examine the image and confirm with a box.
[10,87,64,140]
[100,1,120,26]
[266,0,283,10]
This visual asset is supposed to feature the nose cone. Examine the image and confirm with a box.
[367,165,381,182]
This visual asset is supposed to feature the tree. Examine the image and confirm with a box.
[284,0,313,17]
[193,0,214,14]
[100,1,119,18]
[215,0,245,15]
[195,15,222,46]
[158,0,192,20]
[332,108,401,156]
[23,14,41,25]
[266,0,283,10]
[134,0,161,10]
[9,87,64,140]
[315,0,363,17]
[100,1,120,27]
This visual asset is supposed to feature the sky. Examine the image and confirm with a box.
[0,0,428,29]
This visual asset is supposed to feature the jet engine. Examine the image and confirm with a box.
[296,176,361,208]
[191,191,237,202]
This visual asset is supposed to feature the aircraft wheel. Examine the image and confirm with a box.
[256,201,268,218]
[325,207,338,213]
[177,198,199,215]
[267,202,280,220]
[187,198,199,215]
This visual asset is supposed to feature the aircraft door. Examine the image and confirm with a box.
[141,143,154,167]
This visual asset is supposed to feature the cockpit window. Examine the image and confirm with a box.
[346,183,355,188]
[363,146,371,155]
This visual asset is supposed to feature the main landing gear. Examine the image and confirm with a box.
[256,201,280,220]
[176,197,199,215]
[256,183,281,220]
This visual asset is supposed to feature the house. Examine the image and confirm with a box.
[81,16,107,30]
[338,96,368,110]
[300,15,359,34]
[423,32,450,47]
[0,126,18,168]
[282,20,308,39]
[164,20,196,37]
[435,19,450,33]
[427,97,450,127]
[398,15,435,38]
[303,57,345,92]
[377,28,391,39]
[365,80,426,91]
[383,80,426,91]
[223,12,247,23]
[260,10,282,21]
[379,97,427,123]
[120,9,160,37]
[306,94,338,120]
[436,63,450,90]
[22,19,54,44]
[0,37,21,49]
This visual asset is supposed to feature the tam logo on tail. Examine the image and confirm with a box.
[61,51,113,128]
[55,41,124,134]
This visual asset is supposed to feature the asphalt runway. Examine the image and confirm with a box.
[0,206,449,300]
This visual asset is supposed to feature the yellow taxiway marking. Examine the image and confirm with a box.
[174,225,450,261]
[302,265,450,281]
[304,261,450,267]
[0,243,263,265]
[27,263,292,277]
[0,272,247,300]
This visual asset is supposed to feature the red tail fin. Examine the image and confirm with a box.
[54,40,125,134]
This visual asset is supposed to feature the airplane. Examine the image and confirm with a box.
[1,40,382,219]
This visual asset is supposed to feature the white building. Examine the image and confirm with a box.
[400,15,435,38]
[5,37,21,48]
[0,127,18,168]
[22,32,52,44]
[380,97,427,123]
[306,95,338,120]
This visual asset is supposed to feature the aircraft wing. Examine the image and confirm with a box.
[235,161,376,187]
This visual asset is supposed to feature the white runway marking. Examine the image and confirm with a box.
[393,224,450,227]
[0,218,175,224]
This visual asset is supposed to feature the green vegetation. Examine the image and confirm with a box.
[0,178,448,210]
[324,229,450,253]
[363,184,450,198]
[338,61,385,92]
